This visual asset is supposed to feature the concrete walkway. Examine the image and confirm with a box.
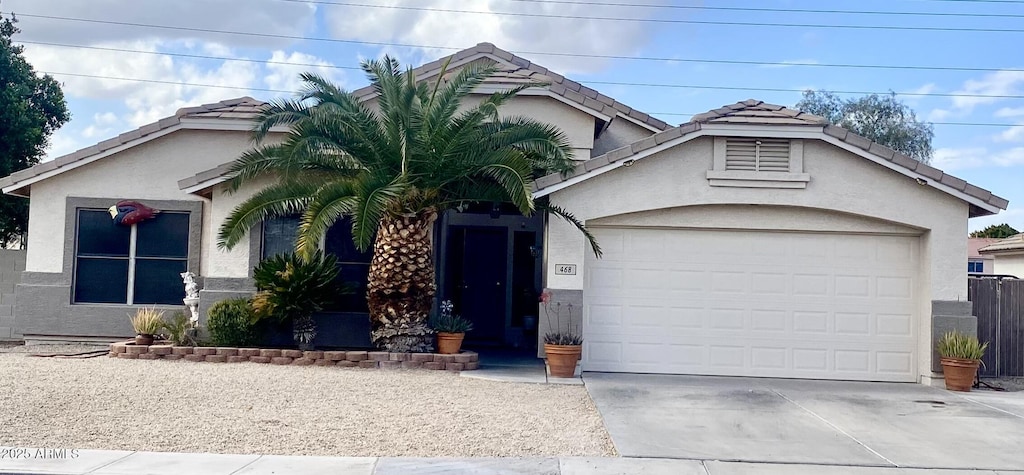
[4,449,1024,475]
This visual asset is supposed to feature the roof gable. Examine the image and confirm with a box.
[2,43,668,196]
[533,100,1008,217]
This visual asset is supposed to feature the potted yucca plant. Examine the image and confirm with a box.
[541,289,583,378]
[431,300,473,354]
[129,307,164,345]
[937,331,988,392]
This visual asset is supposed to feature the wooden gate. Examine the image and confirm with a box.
[968,278,1024,377]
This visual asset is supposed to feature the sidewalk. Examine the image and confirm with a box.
[3,449,1023,475]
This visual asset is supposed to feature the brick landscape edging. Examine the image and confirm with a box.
[108,341,479,371]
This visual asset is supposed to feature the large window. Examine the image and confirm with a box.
[73,209,190,305]
[261,216,372,312]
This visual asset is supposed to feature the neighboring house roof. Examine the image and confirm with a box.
[532,99,1009,217]
[2,43,668,197]
[0,97,268,197]
[979,234,1024,254]
[969,238,1000,259]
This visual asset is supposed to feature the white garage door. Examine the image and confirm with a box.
[583,228,919,382]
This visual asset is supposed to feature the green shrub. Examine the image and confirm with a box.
[937,331,988,360]
[251,251,342,324]
[162,311,197,346]
[207,299,258,347]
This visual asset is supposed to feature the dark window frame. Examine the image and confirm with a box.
[72,208,191,305]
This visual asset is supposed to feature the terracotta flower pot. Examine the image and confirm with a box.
[940,357,980,392]
[545,343,582,378]
[437,332,465,354]
[135,334,154,346]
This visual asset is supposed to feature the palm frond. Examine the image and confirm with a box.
[217,181,319,250]
[540,201,602,258]
[351,177,409,251]
[296,180,361,257]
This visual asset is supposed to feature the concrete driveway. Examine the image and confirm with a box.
[584,373,1024,471]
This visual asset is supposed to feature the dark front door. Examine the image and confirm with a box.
[447,226,508,344]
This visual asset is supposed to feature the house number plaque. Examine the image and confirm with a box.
[555,264,577,275]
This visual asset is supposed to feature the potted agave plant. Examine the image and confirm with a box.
[541,289,583,378]
[432,300,473,354]
[129,307,165,346]
[937,331,988,392]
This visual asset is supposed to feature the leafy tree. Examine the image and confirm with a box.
[218,58,595,352]
[0,12,70,247]
[970,223,1019,239]
[796,90,933,163]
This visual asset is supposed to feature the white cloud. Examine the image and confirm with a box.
[933,146,1024,170]
[264,51,345,94]
[950,70,1024,113]
[23,40,260,128]
[321,0,672,74]
[995,107,1024,118]
[927,108,951,121]
[992,147,1024,166]
[5,0,316,48]
[932,147,989,171]
[996,125,1024,143]
[81,112,120,138]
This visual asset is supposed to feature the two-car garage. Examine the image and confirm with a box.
[582,227,920,382]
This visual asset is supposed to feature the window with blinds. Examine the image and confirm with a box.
[725,138,791,172]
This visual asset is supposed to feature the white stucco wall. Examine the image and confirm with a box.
[25,129,254,274]
[545,135,971,380]
[992,254,1024,278]
[365,93,598,160]
[204,177,278,279]
[592,117,658,157]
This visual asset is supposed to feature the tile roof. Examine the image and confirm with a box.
[0,97,265,192]
[3,43,670,194]
[532,99,1009,214]
[978,233,1024,254]
[351,42,672,132]
[690,99,828,125]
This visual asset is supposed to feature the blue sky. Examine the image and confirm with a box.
[6,0,1023,232]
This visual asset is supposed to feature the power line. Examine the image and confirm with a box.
[21,41,364,72]
[19,40,1024,74]
[262,0,1024,32]
[8,9,1024,36]
[39,70,1024,127]
[279,0,1024,19]
[42,69,1023,100]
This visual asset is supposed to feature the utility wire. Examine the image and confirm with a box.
[276,0,1024,19]
[38,69,1024,100]
[39,71,1024,128]
[19,40,1024,74]
[8,9,1024,35]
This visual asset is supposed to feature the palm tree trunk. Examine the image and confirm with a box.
[367,208,437,352]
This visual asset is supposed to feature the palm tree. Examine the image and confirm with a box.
[217,56,598,352]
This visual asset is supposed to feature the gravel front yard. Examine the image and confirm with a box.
[0,345,615,457]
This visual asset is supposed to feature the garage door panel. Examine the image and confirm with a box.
[583,228,919,382]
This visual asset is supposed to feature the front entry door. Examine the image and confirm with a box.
[448,226,508,344]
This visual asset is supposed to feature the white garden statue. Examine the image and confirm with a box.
[180,271,201,326]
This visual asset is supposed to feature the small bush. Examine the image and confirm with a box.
[129,307,164,336]
[937,331,988,360]
[207,299,259,347]
[162,311,197,346]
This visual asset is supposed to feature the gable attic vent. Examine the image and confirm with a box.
[725,138,790,172]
